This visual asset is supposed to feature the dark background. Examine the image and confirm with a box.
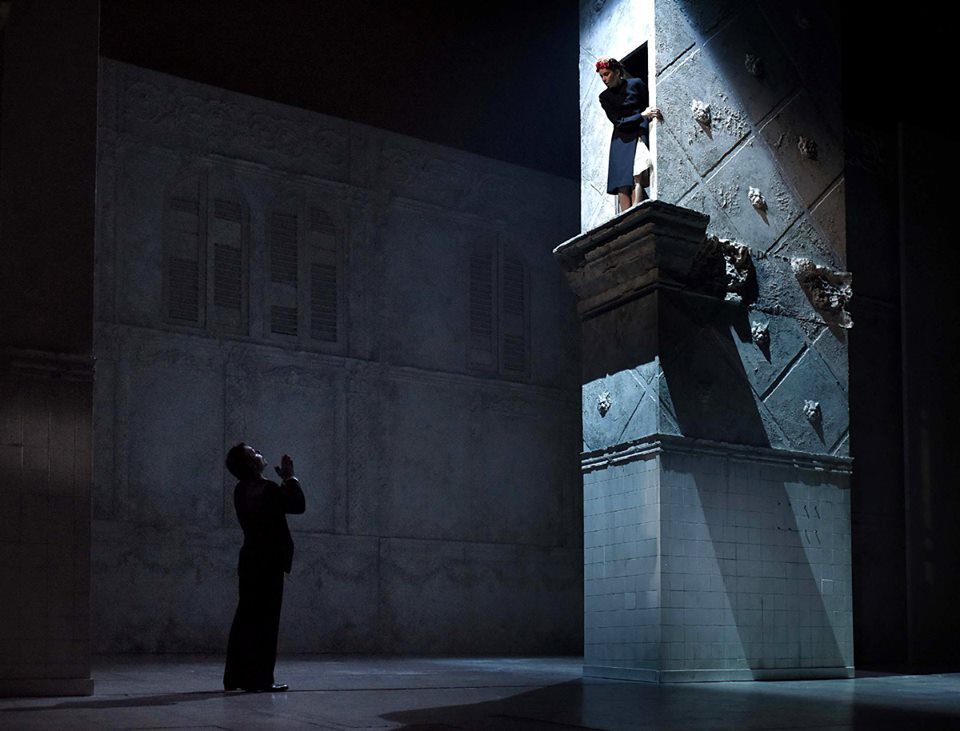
[100,0,581,179]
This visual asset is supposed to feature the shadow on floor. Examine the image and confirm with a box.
[382,677,960,731]
[1,690,228,712]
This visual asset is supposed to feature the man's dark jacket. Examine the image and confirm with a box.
[234,477,305,573]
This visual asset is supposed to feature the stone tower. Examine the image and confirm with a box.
[557,0,851,681]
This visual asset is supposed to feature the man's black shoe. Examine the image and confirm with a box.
[243,683,288,693]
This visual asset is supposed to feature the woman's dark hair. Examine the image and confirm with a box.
[225,442,256,479]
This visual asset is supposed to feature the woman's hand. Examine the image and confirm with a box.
[641,106,663,121]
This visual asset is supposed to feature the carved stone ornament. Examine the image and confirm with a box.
[688,235,756,304]
[748,186,767,212]
[691,99,712,127]
[597,391,613,417]
[122,80,348,165]
[791,257,853,325]
[751,321,770,349]
[744,53,764,78]
[803,399,822,427]
[798,135,818,160]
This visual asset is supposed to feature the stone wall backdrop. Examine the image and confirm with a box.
[92,60,583,654]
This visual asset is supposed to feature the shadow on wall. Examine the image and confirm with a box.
[577,287,769,449]
[658,289,769,447]
[691,464,848,674]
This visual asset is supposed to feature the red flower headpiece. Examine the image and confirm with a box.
[595,57,622,72]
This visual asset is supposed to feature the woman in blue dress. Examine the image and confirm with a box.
[596,56,662,212]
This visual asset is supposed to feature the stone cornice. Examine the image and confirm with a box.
[581,433,853,475]
[553,200,710,320]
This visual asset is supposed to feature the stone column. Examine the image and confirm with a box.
[555,200,853,682]
[0,0,98,696]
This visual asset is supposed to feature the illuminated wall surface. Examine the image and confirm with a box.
[574,0,851,680]
[92,60,583,654]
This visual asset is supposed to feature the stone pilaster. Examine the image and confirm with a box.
[0,0,98,696]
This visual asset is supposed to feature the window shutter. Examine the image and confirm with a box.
[210,197,245,332]
[500,254,529,377]
[166,185,202,325]
[307,208,338,343]
[467,244,496,371]
[269,211,299,337]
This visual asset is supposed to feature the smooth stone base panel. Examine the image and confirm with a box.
[584,438,854,681]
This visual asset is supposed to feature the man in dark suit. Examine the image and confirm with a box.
[223,443,305,692]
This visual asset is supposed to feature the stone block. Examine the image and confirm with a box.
[656,47,751,178]
[91,522,237,653]
[769,211,843,275]
[759,90,842,209]
[751,248,822,324]
[704,136,803,250]
[122,360,225,527]
[654,123,699,205]
[755,0,842,137]
[810,325,849,394]
[654,0,696,75]
[379,538,581,654]
[763,346,848,454]
[672,0,736,37]
[809,179,846,266]
[659,292,770,446]
[111,149,170,327]
[677,182,740,241]
[281,533,380,652]
[582,368,656,452]
[727,311,806,398]
[703,7,799,124]
[229,357,345,535]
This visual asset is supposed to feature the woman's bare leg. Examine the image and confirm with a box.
[632,179,646,205]
[632,172,649,206]
[617,187,632,212]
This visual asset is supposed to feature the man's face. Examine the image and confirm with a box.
[243,445,267,474]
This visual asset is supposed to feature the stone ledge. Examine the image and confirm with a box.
[581,433,853,475]
[553,200,710,319]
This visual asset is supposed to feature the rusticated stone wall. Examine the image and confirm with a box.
[92,60,583,654]
[580,1,848,459]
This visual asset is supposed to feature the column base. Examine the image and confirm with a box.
[584,665,855,683]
